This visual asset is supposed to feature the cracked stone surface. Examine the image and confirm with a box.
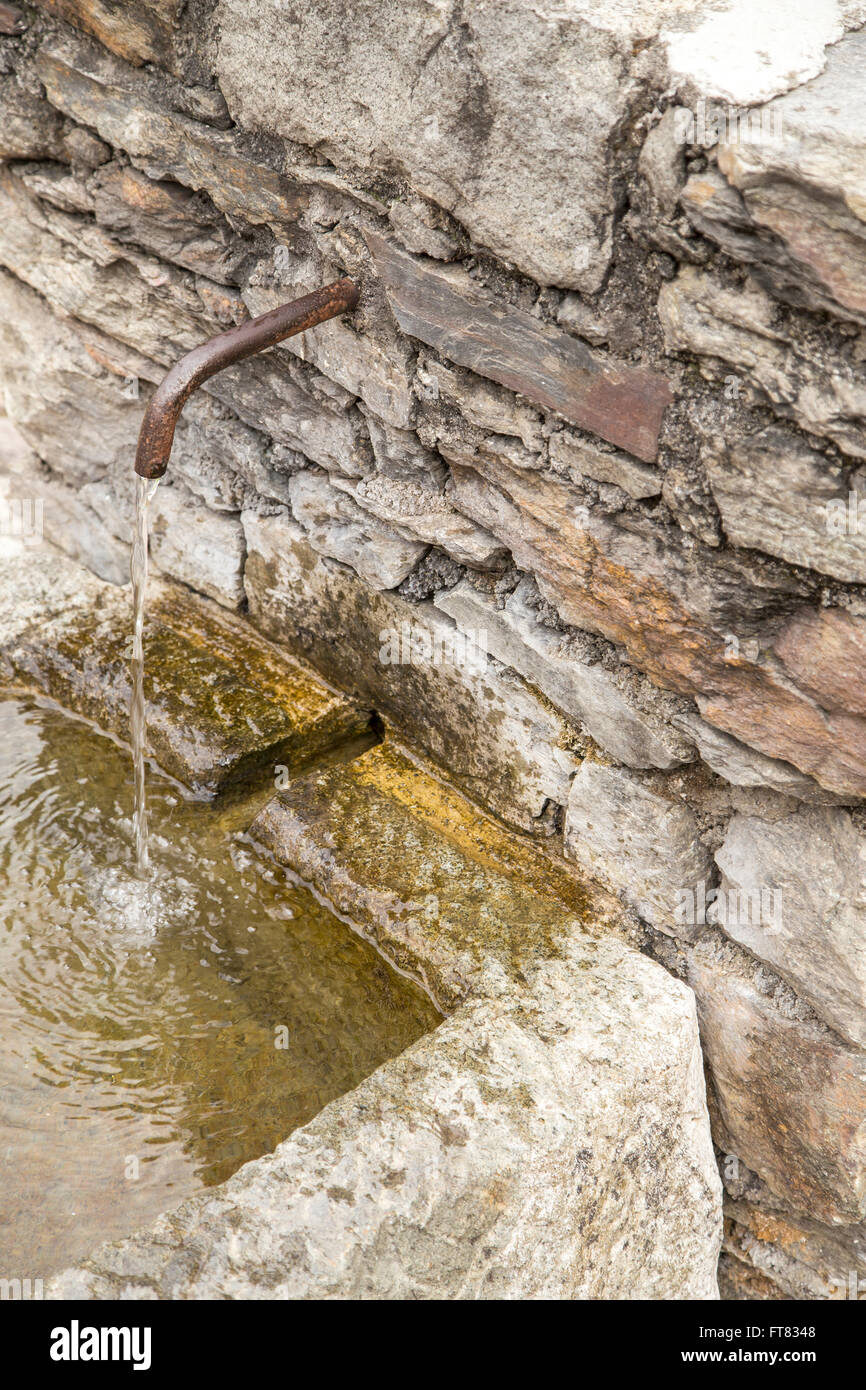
[715,806,866,1048]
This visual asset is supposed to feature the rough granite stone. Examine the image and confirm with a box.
[715,807,866,1048]
[548,429,662,501]
[1,446,130,586]
[415,353,545,454]
[0,163,227,366]
[664,0,866,104]
[724,1197,866,1300]
[0,268,143,487]
[213,0,866,291]
[47,948,721,1300]
[673,710,851,805]
[88,162,248,285]
[564,760,713,938]
[215,0,637,293]
[148,477,246,609]
[0,75,67,160]
[37,1,183,69]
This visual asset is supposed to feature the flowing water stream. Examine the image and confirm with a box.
[131,474,158,877]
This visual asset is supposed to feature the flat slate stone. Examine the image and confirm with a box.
[0,551,368,796]
[366,232,673,463]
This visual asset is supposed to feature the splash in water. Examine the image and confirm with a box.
[130,474,159,876]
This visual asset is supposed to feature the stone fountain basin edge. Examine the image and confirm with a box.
[0,550,723,1300]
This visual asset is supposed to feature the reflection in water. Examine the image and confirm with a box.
[0,697,438,1278]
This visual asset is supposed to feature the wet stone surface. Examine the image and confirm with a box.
[0,545,721,1299]
[251,739,631,1010]
[47,741,722,1301]
[0,551,369,796]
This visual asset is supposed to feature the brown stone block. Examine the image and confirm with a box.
[366,233,673,463]
[35,1,180,68]
[691,935,866,1225]
[35,41,307,237]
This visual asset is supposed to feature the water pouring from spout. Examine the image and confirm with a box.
[130,473,159,876]
[129,278,359,874]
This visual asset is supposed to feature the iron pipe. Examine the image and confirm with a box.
[134,277,359,479]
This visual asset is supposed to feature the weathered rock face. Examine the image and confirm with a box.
[715,31,866,327]
[367,233,674,462]
[722,1193,866,1300]
[216,0,635,294]
[705,428,866,584]
[0,550,369,796]
[690,933,866,1226]
[49,951,720,1300]
[447,443,866,800]
[435,577,694,770]
[37,1,185,70]
[2,0,866,1300]
[658,267,866,459]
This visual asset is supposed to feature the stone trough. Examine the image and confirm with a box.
[0,547,722,1299]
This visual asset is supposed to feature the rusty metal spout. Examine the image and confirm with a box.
[134,277,359,479]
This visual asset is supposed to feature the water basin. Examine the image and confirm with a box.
[0,694,438,1279]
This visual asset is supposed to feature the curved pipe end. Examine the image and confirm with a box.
[134,276,359,479]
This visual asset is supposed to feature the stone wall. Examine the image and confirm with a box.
[1,0,865,1298]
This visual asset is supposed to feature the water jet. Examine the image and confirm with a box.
[130,279,359,870]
